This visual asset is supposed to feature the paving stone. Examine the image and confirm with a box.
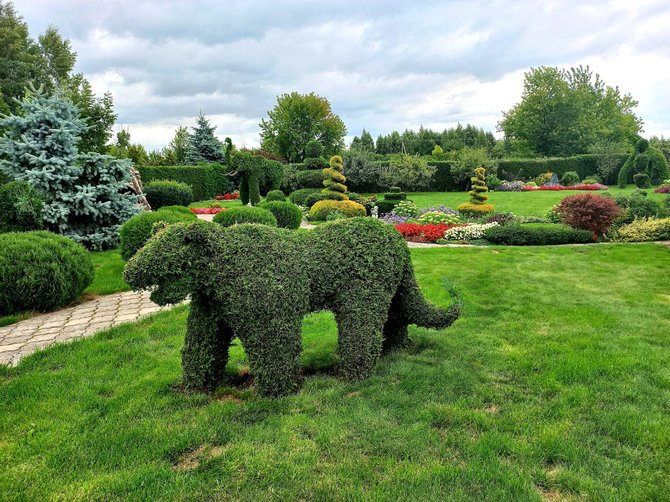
[0,343,25,353]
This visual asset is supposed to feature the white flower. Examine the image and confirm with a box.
[443,222,499,241]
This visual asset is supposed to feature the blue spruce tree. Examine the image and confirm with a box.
[0,85,140,249]
[187,112,224,163]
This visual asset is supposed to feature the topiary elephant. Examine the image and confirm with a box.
[124,218,460,396]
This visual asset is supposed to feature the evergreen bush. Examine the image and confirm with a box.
[322,155,349,200]
[296,169,325,189]
[212,206,277,227]
[618,139,670,188]
[309,200,366,220]
[265,189,286,202]
[483,223,593,245]
[119,209,197,260]
[288,188,322,206]
[561,171,580,186]
[136,164,233,201]
[259,201,302,229]
[458,167,495,215]
[613,193,661,224]
[0,181,44,232]
[144,180,193,209]
[0,231,94,314]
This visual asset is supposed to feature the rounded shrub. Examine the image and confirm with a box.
[0,181,44,232]
[616,217,670,242]
[265,189,286,202]
[555,193,621,237]
[213,206,277,227]
[614,193,661,224]
[296,169,325,189]
[309,200,366,221]
[0,231,94,314]
[144,180,193,209]
[304,191,326,208]
[260,201,302,229]
[561,171,580,186]
[288,188,321,206]
[304,140,324,158]
[119,208,197,260]
[633,173,650,189]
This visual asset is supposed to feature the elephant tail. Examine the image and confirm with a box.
[397,261,461,329]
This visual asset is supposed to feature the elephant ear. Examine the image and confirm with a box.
[124,222,209,305]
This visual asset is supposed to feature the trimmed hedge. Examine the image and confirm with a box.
[309,200,367,221]
[497,155,627,184]
[483,223,593,245]
[137,164,233,201]
[289,188,321,206]
[0,231,94,314]
[144,180,193,209]
[265,189,286,202]
[296,169,325,189]
[213,206,277,227]
[0,181,44,232]
[259,201,302,229]
[119,208,197,260]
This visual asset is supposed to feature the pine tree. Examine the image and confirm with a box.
[322,155,349,200]
[0,85,140,249]
[187,112,224,163]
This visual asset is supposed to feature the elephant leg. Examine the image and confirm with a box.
[382,295,411,352]
[238,317,303,396]
[334,295,390,381]
[182,296,231,391]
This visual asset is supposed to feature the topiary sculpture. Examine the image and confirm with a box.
[322,155,349,201]
[457,167,495,215]
[618,139,670,188]
[124,218,460,396]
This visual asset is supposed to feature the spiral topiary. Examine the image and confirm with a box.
[321,155,349,201]
[458,167,495,215]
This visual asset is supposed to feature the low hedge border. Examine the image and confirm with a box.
[483,223,593,245]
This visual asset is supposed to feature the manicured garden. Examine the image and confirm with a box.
[2,244,669,499]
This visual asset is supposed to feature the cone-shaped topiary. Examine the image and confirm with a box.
[322,155,349,201]
[458,167,495,215]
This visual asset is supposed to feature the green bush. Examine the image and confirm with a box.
[613,193,661,224]
[213,206,277,227]
[119,208,197,260]
[309,200,367,221]
[376,200,399,214]
[260,201,302,229]
[123,218,460,395]
[0,231,94,314]
[616,217,670,242]
[265,189,286,202]
[483,223,593,245]
[0,181,44,232]
[618,140,670,188]
[383,191,407,201]
[633,173,650,189]
[289,188,322,206]
[137,164,233,201]
[304,191,326,208]
[296,169,325,189]
[303,156,329,170]
[561,171,580,186]
[499,154,626,184]
[304,140,324,158]
[144,180,193,209]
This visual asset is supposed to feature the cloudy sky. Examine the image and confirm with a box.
[18,0,670,150]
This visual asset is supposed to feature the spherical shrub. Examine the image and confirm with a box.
[304,140,324,158]
[213,206,277,227]
[144,180,193,209]
[0,231,94,314]
[309,200,366,221]
[561,171,581,186]
[119,208,197,260]
[633,173,650,189]
[260,201,302,229]
[555,193,621,237]
[288,188,321,206]
[265,189,286,202]
[0,181,44,232]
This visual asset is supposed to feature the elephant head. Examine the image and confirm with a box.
[124,221,221,305]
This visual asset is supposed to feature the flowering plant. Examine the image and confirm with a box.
[442,222,499,241]
[214,192,240,200]
[190,207,227,214]
[522,184,607,191]
[381,213,408,225]
[418,211,461,225]
[655,184,670,194]
[497,181,524,192]
[418,205,458,216]
[395,222,466,243]
[392,200,420,218]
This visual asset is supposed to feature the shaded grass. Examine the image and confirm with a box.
[1,244,669,500]
[84,249,130,296]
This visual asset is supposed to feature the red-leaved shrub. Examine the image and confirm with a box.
[555,193,621,238]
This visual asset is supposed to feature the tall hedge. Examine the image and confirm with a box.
[137,164,233,201]
[497,154,627,184]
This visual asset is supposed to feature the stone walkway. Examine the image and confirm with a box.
[0,291,167,367]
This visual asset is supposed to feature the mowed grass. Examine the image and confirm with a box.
[1,244,669,500]
[402,185,666,216]
[84,249,130,296]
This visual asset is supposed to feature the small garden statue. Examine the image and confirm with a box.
[371,205,379,218]
[125,218,460,396]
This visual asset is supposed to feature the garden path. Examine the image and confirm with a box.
[0,291,169,367]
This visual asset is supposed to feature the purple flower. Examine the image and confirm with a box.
[381,213,408,225]
[418,205,458,215]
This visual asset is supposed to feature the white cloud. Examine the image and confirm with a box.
[17,0,670,150]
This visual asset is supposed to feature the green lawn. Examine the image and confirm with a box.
[84,249,130,296]
[401,186,667,216]
[189,199,243,209]
[2,244,669,500]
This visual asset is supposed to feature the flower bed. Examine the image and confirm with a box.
[654,185,670,194]
[214,192,240,200]
[442,222,499,242]
[521,184,608,191]
[189,207,227,214]
[395,223,466,243]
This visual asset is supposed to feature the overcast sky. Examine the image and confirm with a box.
[18,0,670,150]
